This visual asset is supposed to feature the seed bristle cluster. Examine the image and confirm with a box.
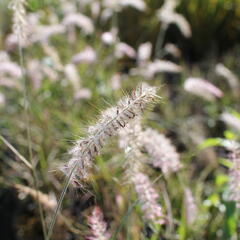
[132,172,165,224]
[119,120,165,224]
[227,146,240,208]
[119,119,144,181]
[9,0,28,44]
[87,206,110,240]
[184,187,197,225]
[62,83,158,186]
[119,121,181,177]
[141,128,181,176]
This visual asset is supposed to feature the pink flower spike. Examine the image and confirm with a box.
[184,77,223,101]
[87,206,111,240]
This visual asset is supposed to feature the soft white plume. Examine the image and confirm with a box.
[227,146,240,208]
[72,47,97,64]
[221,112,240,132]
[157,0,191,38]
[142,128,181,176]
[87,206,111,240]
[184,77,223,101]
[215,63,240,96]
[9,0,28,43]
[184,188,198,225]
[63,13,94,34]
[63,84,159,186]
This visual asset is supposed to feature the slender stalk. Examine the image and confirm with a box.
[18,42,47,239]
[46,161,76,240]
[237,208,239,240]
[0,134,33,169]
[154,25,167,59]
[160,181,173,234]
[112,199,139,240]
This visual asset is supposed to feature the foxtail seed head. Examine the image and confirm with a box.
[62,83,159,186]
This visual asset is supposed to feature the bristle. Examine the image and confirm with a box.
[119,120,164,225]
[184,188,198,225]
[184,77,223,101]
[63,83,159,186]
[227,146,240,208]
[141,128,181,176]
[131,172,165,224]
[87,206,110,240]
[9,0,28,44]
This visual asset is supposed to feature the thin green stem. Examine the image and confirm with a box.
[112,199,139,240]
[154,24,167,59]
[46,161,77,240]
[0,134,33,170]
[18,41,47,240]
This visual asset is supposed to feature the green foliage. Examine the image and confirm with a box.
[1,0,240,239]
[119,0,240,60]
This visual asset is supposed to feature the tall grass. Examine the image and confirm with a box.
[1,0,240,239]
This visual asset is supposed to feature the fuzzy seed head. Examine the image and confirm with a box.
[184,188,197,225]
[9,0,28,44]
[119,119,145,181]
[119,120,164,225]
[227,147,240,208]
[87,206,110,240]
[184,78,223,101]
[216,63,239,91]
[142,128,181,176]
[132,173,164,224]
[63,84,159,186]
[221,112,240,132]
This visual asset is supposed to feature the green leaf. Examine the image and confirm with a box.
[199,138,222,149]
[224,130,236,140]
[199,138,239,150]
[27,0,45,11]
[222,202,237,240]
[219,158,233,168]
[208,193,220,206]
[232,111,240,119]
[215,174,228,187]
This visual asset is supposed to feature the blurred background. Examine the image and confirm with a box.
[1,0,240,239]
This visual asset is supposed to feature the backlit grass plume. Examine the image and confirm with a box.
[87,206,111,240]
[120,122,181,177]
[119,119,144,181]
[9,0,28,44]
[142,128,181,176]
[14,183,57,210]
[132,172,165,224]
[119,120,165,225]
[227,144,240,208]
[184,187,198,225]
[62,83,159,186]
